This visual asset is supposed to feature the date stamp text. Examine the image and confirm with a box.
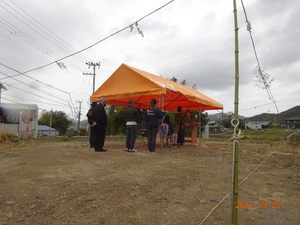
[235,201,281,209]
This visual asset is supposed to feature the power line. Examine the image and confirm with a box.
[0,16,52,53]
[0,65,76,118]
[239,102,274,112]
[2,0,175,79]
[4,0,92,62]
[0,63,70,95]
[2,92,67,107]
[0,1,92,75]
[0,67,70,103]
[0,16,89,74]
[0,2,80,58]
[3,83,68,106]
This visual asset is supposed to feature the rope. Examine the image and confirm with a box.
[198,152,275,225]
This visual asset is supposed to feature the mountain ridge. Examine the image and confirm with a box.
[208,106,300,123]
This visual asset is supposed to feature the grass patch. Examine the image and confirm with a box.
[60,135,71,141]
[0,132,16,143]
[210,129,296,143]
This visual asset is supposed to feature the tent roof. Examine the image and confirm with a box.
[90,64,223,111]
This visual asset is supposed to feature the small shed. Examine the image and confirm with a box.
[37,125,59,137]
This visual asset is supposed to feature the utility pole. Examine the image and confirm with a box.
[76,100,82,131]
[83,62,100,93]
[0,82,7,107]
[49,109,53,136]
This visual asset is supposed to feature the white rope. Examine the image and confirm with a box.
[198,152,277,225]
[199,192,231,225]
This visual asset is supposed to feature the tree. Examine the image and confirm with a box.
[106,105,126,135]
[39,111,72,135]
[217,112,245,129]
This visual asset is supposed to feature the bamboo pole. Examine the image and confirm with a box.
[232,0,240,224]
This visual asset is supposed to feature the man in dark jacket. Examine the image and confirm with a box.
[91,97,107,152]
[145,99,165,154]
[124,99,140,152]
[87,102,97,148]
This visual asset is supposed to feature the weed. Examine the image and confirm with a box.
[60,135,70,141]
[0,132,16,143]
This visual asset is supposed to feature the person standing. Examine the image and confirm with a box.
[91,97,107,152]
[124,99,140,152]
[87,102,97,148]
[145,99,165,154]
[175,106,185,145]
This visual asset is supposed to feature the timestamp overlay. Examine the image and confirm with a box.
[235,201,281,209]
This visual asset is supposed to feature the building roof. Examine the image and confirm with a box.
[38,125,57,131]
[285,117,300,121]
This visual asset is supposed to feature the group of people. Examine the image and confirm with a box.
[87,97,108,152]
[87,97,193,154]
[159,106,196,147]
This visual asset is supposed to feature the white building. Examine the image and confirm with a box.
[37,125,59,137]
[0,103,38,138]
[245,121,269,130]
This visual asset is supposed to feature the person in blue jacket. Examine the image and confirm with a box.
[145,99,165,154]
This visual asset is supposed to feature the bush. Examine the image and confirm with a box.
[287,134,300,146]
[60,135,70,142]
[0,132,16,143]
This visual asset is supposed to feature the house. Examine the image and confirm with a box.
[285,118,300,129]
[245,121,269,130]
[208,121,223,133]
[37,125,59,137]
[0,103,38,138]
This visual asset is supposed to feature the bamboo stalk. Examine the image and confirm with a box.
[232,0,240,224]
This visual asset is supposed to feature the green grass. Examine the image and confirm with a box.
[210,129,297,143]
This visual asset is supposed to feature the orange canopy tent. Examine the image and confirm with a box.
[90,64,223,111]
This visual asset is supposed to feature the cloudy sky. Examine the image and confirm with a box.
[0,0,299,120]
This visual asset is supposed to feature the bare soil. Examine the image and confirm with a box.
[0,137,299,225]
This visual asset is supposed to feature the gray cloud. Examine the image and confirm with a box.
[1,0,299,118]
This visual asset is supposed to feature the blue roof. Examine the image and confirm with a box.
[38,125,57,131]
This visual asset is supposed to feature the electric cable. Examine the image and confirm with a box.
[4,0,92,62]
[1,0,175,79]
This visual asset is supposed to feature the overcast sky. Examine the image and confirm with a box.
[0,0,299,119]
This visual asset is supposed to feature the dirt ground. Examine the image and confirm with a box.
[0,137,299,225]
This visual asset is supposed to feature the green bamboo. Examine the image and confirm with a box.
[232,0,240,224]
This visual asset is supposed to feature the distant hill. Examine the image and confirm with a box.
[246,106,300,123]
[208,112,245,121]
[208,106,300,123]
